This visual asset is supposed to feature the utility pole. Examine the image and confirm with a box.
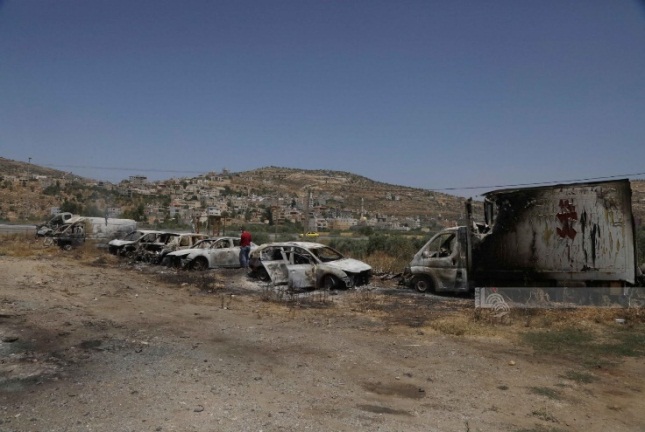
[303,189,310,235]
[26,157,32,221]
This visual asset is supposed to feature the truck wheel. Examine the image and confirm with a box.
[191,257,208,271]
[412,275,433,293]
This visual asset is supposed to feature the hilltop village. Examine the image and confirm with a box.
[0,160,467,232]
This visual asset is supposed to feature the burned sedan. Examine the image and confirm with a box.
[248,241,372,290]
[130,232,180,263]
[157,233,208,265]
[120,231,164,257]
[166,236,257,270]
[108,229,161,255]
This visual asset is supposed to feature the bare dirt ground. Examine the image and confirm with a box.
[1,245,644,432]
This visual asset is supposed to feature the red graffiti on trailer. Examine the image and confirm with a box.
[556,199,577,240]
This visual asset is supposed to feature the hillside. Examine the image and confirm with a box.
[0,160,469,225]
[0,157,644,229]
[0,157,75,179]
[229,166,467,222]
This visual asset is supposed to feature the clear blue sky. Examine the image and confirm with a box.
[1,0,644,197]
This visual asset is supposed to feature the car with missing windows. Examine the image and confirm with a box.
[127,231,179,263]
[248,241,371,290]
[117,230,164,256]
[156,232,209,265]
[165,236,258,270]
[108,229,161,255]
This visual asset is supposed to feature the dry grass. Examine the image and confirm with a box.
[0,234,52,258]
[560,370,597,384]
[155,269,226,293]
[4,234,645,367]
[260,285,335,309]
[514,426,567,432]
[514,307,645,328]
[0,235,117,265]
[345,288,386,313]
[363,251,407,274]
[428,315,476,336]
[366,302,645,356]
[531,406,559,422]
[528,386,562,400]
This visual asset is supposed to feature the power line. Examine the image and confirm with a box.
[431,172,645,193]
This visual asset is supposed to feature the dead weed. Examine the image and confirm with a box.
[363,251,407,274]
[0,234,49,257]
[260,286,335,309]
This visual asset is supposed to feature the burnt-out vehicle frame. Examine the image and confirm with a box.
[128,232,207,264]
[402,179,640,296]
[121,231,165,259]
[249,241,372,290]
[157,233,209,265]
[47,221,86,250]
[108,229,162,255]
[165,236,258,270]
[36,212,75,238]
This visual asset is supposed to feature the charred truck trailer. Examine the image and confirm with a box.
[403,179,640,294]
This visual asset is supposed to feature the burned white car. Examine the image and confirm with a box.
[166,236,257,270]
[157,233,208,265]
[129,232,207,264]
[248,241,372,290]
[108,229,161,255]
[119,231,165,257]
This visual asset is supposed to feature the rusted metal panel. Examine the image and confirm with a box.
[477,179,636,284]
[404,179,637,294]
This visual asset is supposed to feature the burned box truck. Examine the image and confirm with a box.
[402,179,640,297]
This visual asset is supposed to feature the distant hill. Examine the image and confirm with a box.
[228,166,468,222]
[0,159,470,225]
[0,157,643,228]
[0,157,71,179]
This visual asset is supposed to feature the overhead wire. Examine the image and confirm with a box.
[431,171,645,192]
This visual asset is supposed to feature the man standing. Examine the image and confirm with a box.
[239,227,252,269]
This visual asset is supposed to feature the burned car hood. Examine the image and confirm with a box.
[167,248,199,257]
[108,239,135,247]
[325,258,371,273]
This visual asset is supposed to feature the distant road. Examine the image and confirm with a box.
[0,224,37,236]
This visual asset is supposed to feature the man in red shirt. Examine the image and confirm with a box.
[239,227,252,269]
